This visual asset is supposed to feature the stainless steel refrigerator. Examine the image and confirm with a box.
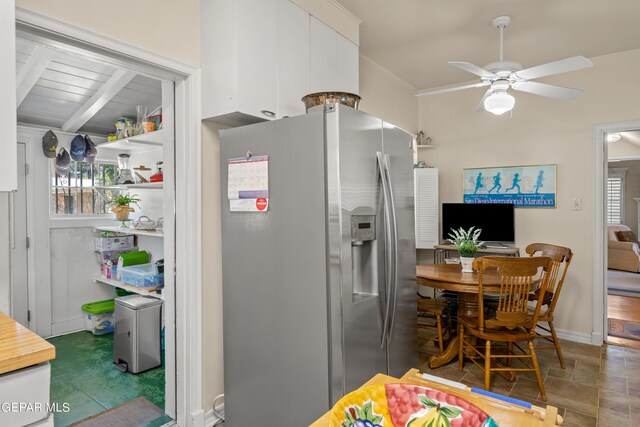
[220,104,416,426]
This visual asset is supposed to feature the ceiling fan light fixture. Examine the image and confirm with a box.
[484,91,515,115]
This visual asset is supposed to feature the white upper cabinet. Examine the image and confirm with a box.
[309,17,359,95]
[309,17,337,94]
[202,0,359,126]
[277,0,310,118]
[237,0,278,121]
[336,33,359,94]
[1,0,17,191]
[201,0,277,127]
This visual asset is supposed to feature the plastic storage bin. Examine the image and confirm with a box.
[95,235,135,251]
[120,263,162,288]
[81,299,115,335]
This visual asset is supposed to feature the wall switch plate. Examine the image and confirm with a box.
[572,197,582,211]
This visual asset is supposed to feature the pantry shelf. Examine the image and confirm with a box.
[97,129,166,150]
[94,182,163,191]
[94,276,163,300]
[95,226,164,238]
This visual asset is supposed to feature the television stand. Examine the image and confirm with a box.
[484,243,511,249]
[433,244,520,264]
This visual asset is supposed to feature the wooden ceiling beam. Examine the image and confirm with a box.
[16,45,55,107]
[61,69,137,133]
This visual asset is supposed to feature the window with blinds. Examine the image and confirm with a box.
[607,167,627,225]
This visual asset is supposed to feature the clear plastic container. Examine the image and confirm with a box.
[81,299,115,335]
[120,263,162,288]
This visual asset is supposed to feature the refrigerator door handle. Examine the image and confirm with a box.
[376,151,392,348]
[383,154,399,342]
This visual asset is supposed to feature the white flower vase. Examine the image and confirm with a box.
[460,256,474,273]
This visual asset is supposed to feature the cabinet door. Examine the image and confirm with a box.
[336,34,359,95]
[309,16,337,93]
[277,0,309,118]
[0,0,16,191]
[237,0,278,120]
[414,168,439,249]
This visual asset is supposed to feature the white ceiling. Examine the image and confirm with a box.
[15,36,162,136]
[336,0,640,90]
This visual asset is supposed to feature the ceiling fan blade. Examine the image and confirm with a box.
[475,89,492,112]
[416,81,489,97]
[511,81,583,100]
[514,56,593,80]
[449,62,498,79]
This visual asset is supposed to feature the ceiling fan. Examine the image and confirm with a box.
[417,16,594,115]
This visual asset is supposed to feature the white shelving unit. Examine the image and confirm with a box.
[95,226,163,238]
[94,276,163,300]
[97,129,166,151]
[95,182,163,191]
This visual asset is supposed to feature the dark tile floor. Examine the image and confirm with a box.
[419,338,640,427]
[47,331,171,427]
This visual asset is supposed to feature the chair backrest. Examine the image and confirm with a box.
[473,256,552,334]
[526,243,573,314]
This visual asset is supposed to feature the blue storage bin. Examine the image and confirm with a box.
[120,263,161,287]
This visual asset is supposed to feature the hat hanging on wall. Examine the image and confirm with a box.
[55,148,70,176]
[70,135,86,161]
[84,135,97,163]
[42,130,58,159]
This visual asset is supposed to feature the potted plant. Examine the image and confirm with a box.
[110,193,141,221]
[447,226,484,273]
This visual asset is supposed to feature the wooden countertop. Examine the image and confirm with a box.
[0,312,55,375]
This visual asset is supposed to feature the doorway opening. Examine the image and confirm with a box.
[605,130,640,349]
[11,26,178,426]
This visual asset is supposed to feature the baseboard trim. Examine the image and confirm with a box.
[191,409,205,427]
[204,409,223,427]
[554,328,593,345]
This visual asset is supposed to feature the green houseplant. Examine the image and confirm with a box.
[110,193,141,221]
[447,226,484,272]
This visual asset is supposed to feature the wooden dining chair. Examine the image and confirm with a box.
[417,293,451,355]
[458,256,553,401]
[526,243,573,369]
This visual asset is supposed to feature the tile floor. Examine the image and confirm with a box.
[47,331,170,427]
[419,338,640,427]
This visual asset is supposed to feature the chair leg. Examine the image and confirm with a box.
[548,320,565,369]
[484,340,491,392]
[529,341,546,401]
[458,324,465,371]
[436,314,444,354]
[507,342,513,367]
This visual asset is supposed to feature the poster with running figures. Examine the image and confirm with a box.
[463,164,556,208]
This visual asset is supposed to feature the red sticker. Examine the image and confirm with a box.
[256,198,268,211]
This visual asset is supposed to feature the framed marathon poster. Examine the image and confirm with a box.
[463,164,557,208]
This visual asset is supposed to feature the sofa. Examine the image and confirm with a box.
[608,225,640,273]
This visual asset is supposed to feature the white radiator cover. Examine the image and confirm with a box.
[414,168,439,249]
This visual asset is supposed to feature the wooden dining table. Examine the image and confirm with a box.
[417,263,507,369]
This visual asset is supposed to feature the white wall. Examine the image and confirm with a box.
[418,48,640,338]
[201,121,226,410]
[359,54,418,134]
[16,0,199,67]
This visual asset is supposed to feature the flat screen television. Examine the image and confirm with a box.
[441,203,515,245]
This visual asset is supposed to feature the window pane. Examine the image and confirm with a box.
[607,177,623,225]
[50,161,118,216]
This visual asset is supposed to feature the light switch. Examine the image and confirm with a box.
[572,198,582,211]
